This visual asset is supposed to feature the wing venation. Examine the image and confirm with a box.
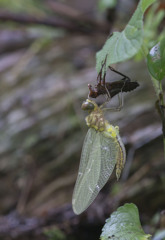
[72,128,120,214]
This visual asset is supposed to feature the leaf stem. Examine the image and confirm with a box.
[150,76,161,98]
[152,77,165,160]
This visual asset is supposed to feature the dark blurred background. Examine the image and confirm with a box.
[0,0,164,239]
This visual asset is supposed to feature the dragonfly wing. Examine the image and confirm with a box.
[77,128,96,177]
[72,128,118,215]
[98,133,118,188]
[72,128,101,214]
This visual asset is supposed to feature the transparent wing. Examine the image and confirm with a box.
[99,132,119,185]
[72,128,101,214]
[72,128,119,215]
[76,128,96,178]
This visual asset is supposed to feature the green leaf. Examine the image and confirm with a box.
[147,38,165,81]
[96,0,156,73]
[141,0,156,12]
[100,203,151,240]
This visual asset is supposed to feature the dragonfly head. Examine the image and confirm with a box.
[81,99,97,111]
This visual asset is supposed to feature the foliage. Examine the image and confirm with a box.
[98,0,117,12]
[147,38,165,81]
[96,0,156,74]
[97,0,165,239]
[0,0,46,16]
[44,227,66,240]
[143,3,165,47]
[134,3,165,61]
[100,203,151,240]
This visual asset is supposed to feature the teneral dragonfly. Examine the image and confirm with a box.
[72,99,126,215]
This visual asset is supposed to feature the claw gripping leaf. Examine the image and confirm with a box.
[72,99,126,215]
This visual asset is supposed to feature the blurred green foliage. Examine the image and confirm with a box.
[98,0,117,12]
[44,227,66,240]
[0,0,47,16]
[96,0,156,72]
[134,2,165,61]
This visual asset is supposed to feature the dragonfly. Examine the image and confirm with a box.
[72,98,126,215]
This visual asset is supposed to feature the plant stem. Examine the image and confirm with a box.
[151,77,165,160]
[151,76,161,98]
[163,138,165,162]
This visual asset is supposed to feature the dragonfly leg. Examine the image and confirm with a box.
[97,57,107,84]
[97,71,102,85]
[109,66,131,82]
[117,91,124,110]
[105,84,111,99]
[101,68,111,99]
[101,56,112,99]
[101,91,124,112]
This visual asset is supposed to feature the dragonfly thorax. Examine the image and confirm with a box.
[82,99,106,131]
[81,99,105,132]
[85,108,105,131]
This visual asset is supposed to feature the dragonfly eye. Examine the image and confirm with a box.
[81,101,95,111]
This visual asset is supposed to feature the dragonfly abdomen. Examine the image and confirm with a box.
[115,135,126,180]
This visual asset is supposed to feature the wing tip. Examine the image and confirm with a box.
[72,198,88,215]
[72,205,83,215]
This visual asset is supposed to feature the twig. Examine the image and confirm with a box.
[46,0,110,32]
[151,77,165,161]
[0,11,85,33]
[0,10,109,34]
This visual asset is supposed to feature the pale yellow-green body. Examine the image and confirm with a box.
[85,99,125,180]
[72,99,126,214]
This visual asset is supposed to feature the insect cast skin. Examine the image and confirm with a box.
[82,99,126,179]
[88,81,139,99]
